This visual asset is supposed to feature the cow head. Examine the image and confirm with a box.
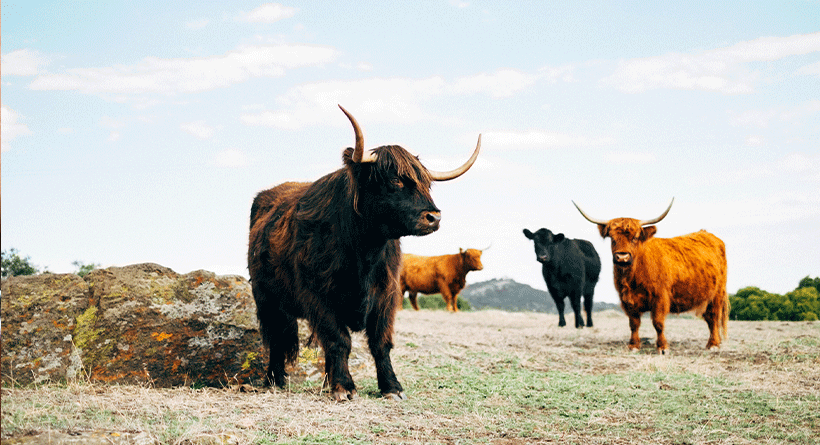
[338,105,481,239]
[459,247,485,271]
[522,228,565,263]
[572,199,674,267]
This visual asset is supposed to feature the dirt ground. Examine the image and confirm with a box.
[391,309,820,397]
[3,309,819,444]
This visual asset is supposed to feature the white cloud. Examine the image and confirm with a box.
[185,19,210,30]
[602,32,820,94]
[705,192,820,228]
[107,131,121,143]
[745,135,764,146]
[605,150,656,165]
[181,121,215,139]
[730,100,820,129]
[241,68,558,131]
[779,152,820,181]
[538,65,576,83]
[242,77,446,129]
[213,149,248,168]
[484,130,613,149]
[2,49,49,76]
[1,105,33,152]
[236,3,297,23]
[28,44,338,99]
[450,69,539,98]
[99,116,125,128]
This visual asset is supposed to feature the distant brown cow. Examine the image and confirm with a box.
[400,248,486,312]
[573,199,729,354]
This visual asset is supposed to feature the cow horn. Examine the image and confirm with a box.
[481,243,492,252]
[428,134,482,181]
[338,105,377,163]
[639,198,675,226]
[572,201,609,225]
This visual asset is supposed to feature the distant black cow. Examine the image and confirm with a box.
[523,228,601,328]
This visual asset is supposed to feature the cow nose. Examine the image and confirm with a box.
[614,252,631,264]
[422,211,441,227]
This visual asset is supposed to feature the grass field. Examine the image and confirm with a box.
[2,309,819,444]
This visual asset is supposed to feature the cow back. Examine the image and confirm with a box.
[619,230,726,313]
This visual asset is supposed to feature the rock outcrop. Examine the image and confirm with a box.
[1,263,355,388]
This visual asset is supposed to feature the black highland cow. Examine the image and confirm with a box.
[523,228,601,328]
[248,105,480,401]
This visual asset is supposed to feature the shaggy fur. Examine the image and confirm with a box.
[249,142,451,401]
[596,218,729,353]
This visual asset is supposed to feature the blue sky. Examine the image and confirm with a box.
[2,1,819,304]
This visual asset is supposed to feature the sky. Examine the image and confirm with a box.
[2,1,819,305]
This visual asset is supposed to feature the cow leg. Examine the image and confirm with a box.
[583,290,594,328]
[252,283,298,388]
[569,294,584,328]
[441,287,456,312]
[650,312,670,354]
[552,292,566,327]
[702,301,722,350]
[626,312,642,351]
[312,315,357,402]
[408,291,420,311]
[366,296,405,400]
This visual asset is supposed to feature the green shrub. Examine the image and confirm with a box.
[730,278,820,321]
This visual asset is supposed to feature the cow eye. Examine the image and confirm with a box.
[390,177,404,189]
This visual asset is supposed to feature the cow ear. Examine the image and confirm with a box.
[641,225,657,241]
[459,247,464,254]
[597,224,609,238]
[554,233,565,243]
[523,229,534,239]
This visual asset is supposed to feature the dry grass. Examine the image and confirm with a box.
[3,309,819,444]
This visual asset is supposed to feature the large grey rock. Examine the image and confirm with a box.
[2,264,269,387]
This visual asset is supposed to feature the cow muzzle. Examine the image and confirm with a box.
[613,252,632,266]
[414,210,441,235]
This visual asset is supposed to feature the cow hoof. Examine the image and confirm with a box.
[708,345,720,351]
[383,392,407,401]
[331,389,357,402]
[628,347,640,354]
[658,349,668,355]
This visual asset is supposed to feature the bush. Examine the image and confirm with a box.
[72,261,101,278]
[1,248,39,278]
[401,293,472,311]
[730,278,820,321]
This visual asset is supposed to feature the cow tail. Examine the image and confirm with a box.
[721,293,730,340]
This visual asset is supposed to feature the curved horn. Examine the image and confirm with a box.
[480,243,492,252]
[572,201,609,225]
[639,198,674,226]
[338,104,377,163]
[428,134,482,181]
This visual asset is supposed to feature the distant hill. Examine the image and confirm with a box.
[461,278,620,313]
